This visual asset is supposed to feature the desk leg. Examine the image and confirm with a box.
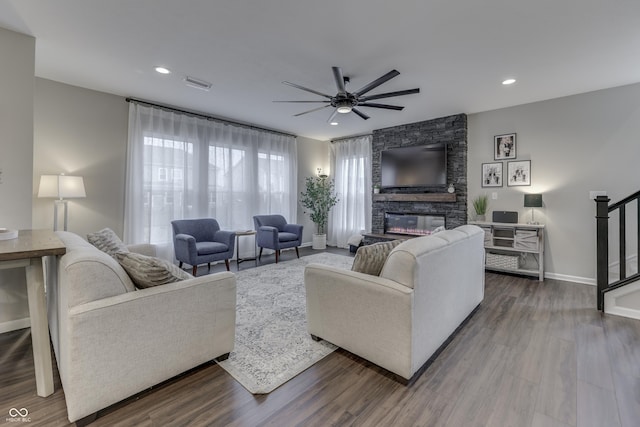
[25,258,54,397]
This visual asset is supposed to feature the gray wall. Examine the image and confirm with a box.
[296,136,330,243]
[468,82,640,283]
[33,78,129,238]
[0,28,34,332]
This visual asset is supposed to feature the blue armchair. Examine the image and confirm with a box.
[253,214,303,263]
[171,218,236,275]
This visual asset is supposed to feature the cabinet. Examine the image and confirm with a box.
[470,221,545,281]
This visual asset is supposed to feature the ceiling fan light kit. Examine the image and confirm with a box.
[276,66,419,122]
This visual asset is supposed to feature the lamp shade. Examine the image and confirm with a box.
[524,193,543,208]
[38,175,86,199]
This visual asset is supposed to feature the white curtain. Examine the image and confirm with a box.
[328,135,372,248]
[125,103,297,260]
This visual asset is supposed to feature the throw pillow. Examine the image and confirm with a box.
[87,228,129,257]
[351,239,402,276]
[115,252,192,289]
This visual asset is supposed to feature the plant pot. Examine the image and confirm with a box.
[312,233,327,250]
[476,214,486,222]
[373,188,380,194]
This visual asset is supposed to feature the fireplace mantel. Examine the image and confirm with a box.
[373,193,457,203]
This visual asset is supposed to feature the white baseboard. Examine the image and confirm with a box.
[605,305,640,320]
[544,272,596,286]
[0,317,30,334]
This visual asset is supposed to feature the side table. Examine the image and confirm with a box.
[0,229,66,397]
[235,230,257,270]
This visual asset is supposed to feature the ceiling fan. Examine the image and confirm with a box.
[275,67,420,122]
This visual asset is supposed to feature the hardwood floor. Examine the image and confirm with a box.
[2,248,640,426]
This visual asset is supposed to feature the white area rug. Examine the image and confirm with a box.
[217,252,353,394]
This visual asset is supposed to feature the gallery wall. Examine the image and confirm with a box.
[467,82,640,283]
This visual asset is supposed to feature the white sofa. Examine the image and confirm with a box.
[47,232,236,424]
[304,224,485,383]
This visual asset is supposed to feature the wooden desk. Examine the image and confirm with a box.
[0,229,66,397]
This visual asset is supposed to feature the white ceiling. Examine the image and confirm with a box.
[1,0,639,141]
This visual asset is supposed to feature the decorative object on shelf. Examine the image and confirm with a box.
[373,184,381,194]
[447,183,455,193]
[481,162,503,187]
[472,195,488,221]
[494,133,516,160]
[300,175,339,250]
[0,228,18,240]
[524,193,543,224]
[37,174,86,231]
[507,160,531,187]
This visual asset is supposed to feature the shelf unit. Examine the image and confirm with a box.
[372,193,456,203]
[469,221,545,281]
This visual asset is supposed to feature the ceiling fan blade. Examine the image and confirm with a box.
[282,81,333,99]
[327,109,339,123]
[273,100,331,103]
[357,102,405,111]
[293,104,331,117]
[332,66,346,94]
[359,88,420,101]
[353,69,400,96]
[351,107,370,120]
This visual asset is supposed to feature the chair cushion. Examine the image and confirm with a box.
[87,228,129,257]
[351,240,402,276]
[196,241,229,255]
[278,232,299,242]
[115,252,192,289]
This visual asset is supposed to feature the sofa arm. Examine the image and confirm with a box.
[214,230,236,250]
[283,223,303,237]
[256,226,278,247]
[126,243,157,257]
[174,233,197,264]
[63,272,236,421]
[304,263,414,379]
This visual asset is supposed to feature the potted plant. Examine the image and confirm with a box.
[373,184,381,194]
[472,195,488,221]
[300,175,339,249]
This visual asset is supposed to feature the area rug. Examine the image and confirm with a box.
[216,252,354,394]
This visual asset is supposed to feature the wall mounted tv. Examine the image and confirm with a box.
[381,143,447,188]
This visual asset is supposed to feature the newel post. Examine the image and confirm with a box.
[595,195,610,311]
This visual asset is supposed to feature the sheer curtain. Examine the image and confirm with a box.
[328,135,372,248]
[125,103,297,260]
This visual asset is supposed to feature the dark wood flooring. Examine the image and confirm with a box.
[2,247,640,426]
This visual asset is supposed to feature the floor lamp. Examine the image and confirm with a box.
[38,174,86,231]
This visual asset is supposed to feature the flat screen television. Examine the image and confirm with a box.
[380,143,447,188]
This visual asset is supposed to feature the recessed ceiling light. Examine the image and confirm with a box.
[502,78,516,85]
[330,121,339,126]
[155,66,171,74]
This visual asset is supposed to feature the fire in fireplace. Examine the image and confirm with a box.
[384,212,446,236]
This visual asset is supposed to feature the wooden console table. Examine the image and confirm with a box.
[0,229,66,397]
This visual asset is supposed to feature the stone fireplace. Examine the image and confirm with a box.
[384,212,445,236]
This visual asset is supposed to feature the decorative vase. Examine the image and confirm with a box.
[312,233,327,250]
[373,188,380,194]
[477,214,486,222]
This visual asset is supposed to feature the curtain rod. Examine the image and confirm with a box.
[330,133,373,143]
[125,97,297,138]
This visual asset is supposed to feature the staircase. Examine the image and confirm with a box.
[595,192,640,318]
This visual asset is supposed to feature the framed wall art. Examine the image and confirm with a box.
[507,160,531,186]
[494,133,516,160]
[481,162,503,187]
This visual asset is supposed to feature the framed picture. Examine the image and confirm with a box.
[494,133,516,160]
[481,162,503,187]
[507,160,531,186]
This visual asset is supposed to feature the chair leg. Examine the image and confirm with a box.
[224,259,230,271]
[208,262,211,271]
[276,250,280,263]
[192,265,197,276]
[259,247,263,261]
[295,247,300,258]
[179,261,183,269]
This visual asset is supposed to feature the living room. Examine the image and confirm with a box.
[2,1,640,426]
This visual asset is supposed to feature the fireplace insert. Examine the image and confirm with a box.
[384,212,446,236]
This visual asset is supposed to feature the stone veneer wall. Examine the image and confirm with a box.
[372,113,467,233]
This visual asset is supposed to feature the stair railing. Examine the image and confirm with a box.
[595,192,640,310]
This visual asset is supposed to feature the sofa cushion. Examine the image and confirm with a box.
[351,240,402,276]
[87,228,129,257]
[115,252,192,289]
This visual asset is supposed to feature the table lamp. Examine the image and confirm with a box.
[524,193,543,224]
[38,174,86,231]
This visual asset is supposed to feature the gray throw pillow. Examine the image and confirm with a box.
[87,228,129,257]
[351,240,402,276]
[115,252,192,289]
